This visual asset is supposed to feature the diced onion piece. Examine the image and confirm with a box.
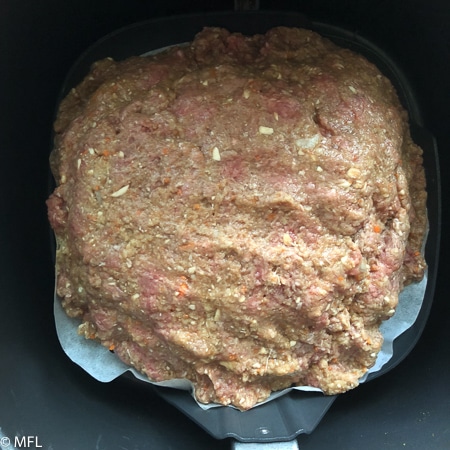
[110,184,130,197]
[295,134,320,150]
[259,126,274,135]
[212,147,221,161]
[346,167,361,179]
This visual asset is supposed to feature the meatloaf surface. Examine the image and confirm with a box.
[47,26,427,410]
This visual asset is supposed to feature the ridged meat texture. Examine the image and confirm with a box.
[47,27,427,410]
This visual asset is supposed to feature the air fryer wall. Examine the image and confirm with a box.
[1,1,448,449]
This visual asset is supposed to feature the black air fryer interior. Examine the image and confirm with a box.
[1,1,449,449]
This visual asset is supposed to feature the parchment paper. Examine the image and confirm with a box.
[54,271,427,410]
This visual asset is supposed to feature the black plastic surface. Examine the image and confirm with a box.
[1,2,449,449]
[156,386,337,442]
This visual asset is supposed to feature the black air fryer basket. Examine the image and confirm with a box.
[48,11,441,447]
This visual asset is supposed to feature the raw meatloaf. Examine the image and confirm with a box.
[47,26,427,410]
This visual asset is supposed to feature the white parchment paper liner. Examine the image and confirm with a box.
[54,271,427,410]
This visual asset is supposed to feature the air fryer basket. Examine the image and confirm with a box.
[49,11,440,447]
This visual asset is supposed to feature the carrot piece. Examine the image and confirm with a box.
[177,281,189,297]
[373,224,381,233]
[179,242,195,251]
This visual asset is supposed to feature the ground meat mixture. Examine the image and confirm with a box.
[47,27,427,410]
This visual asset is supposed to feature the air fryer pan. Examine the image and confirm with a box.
[50,10,440,447]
